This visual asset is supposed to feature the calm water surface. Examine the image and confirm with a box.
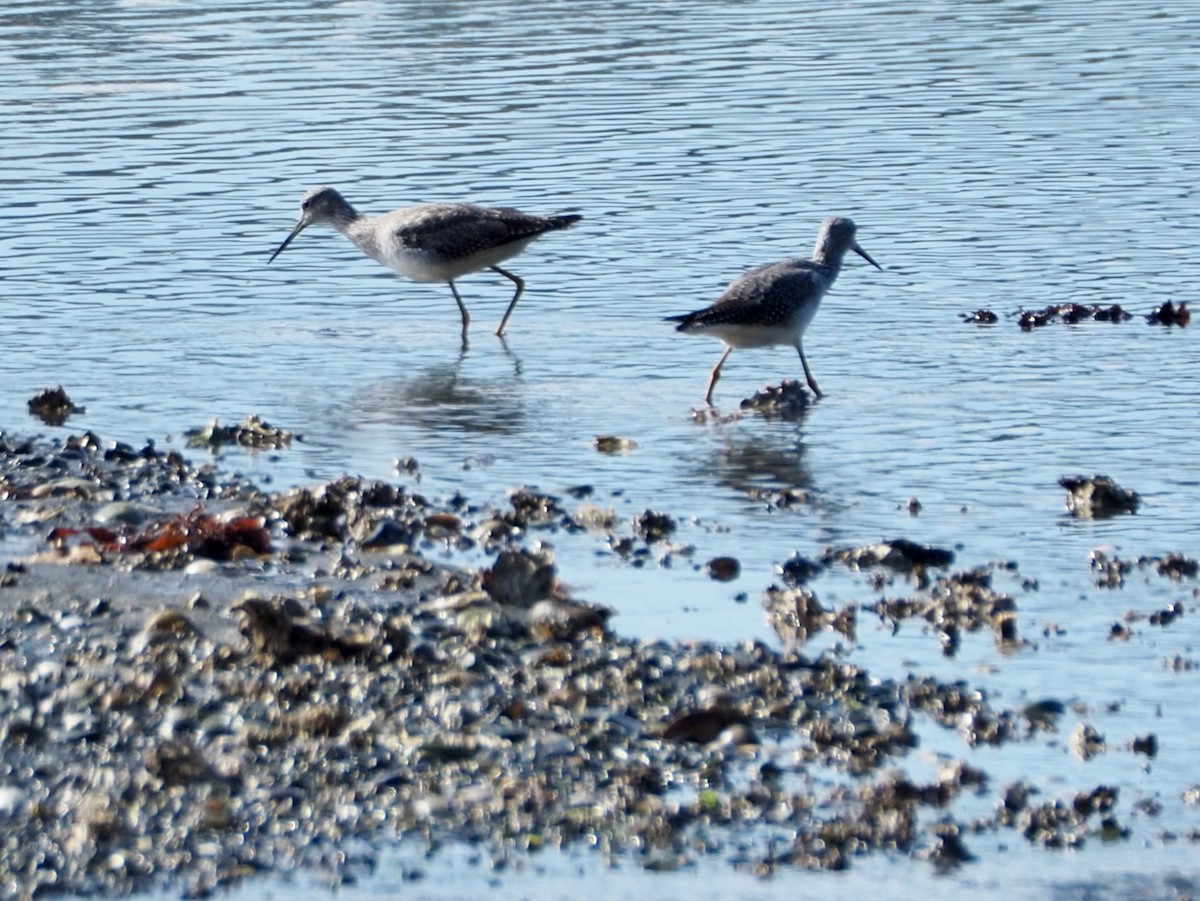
[4,0,1200,896]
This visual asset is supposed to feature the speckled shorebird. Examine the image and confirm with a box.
[667,216,881,404]
[269,186,581,342]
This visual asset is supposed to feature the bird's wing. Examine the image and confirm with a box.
[675,260,819,327]
[391,204,554,259]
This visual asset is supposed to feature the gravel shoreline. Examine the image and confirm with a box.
[0,431,1120,898]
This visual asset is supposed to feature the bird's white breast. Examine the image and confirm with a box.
[378,237,541,283]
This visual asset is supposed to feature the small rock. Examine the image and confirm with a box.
[1023,699,1066,728]
[185,414,294,450]
[233,595,374,664]
[93,501,152,527]
[632,510,676,542]
[361,519,416,550]
[529,598,611,641]
[705,556,740,581]
[1131,734,1158,757]
[27,386,86,425]
[0,785,26,816]
[1060,475,1139,518]
[507,488,563,526]
[483,548,558,607]
[31,477,107,500]
[1069,723,1106,760]
[423,512,461,538]
[764,586,825,644]
[184,558,219,576]
[829,539,955,575]
[663,708,743,744]
[709,722,758,750]
[739,380,811,419]
[776,553,823,585]
[924,821,976,872]
[131,608,200,655]
[570,503,619,531]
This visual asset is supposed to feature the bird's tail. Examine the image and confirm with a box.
[663,312,696,331]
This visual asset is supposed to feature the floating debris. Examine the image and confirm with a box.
[26,386,86,426]
[1088,548,1198,587]
[1156,552,1200,580]
[1148,602,1184,627]
[748,486,819,511]
[1059,475,1139,518]
[1145,300,1189,326]
[1017,304,1131,329]
[394,456,421,479]
[1091,305,1129,322]
[593,435,638,454]
[185,414,294,450]
[961,309,998,324]
[1089,549,1133,588]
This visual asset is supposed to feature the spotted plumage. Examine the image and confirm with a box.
[269,186,581,342]
[667,216,881,404]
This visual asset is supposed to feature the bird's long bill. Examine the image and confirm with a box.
[268,221,306,264]
[853,243,883,271]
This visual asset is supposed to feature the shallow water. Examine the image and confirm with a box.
[4,0,1200,896]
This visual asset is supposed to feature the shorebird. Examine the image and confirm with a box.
[667,216,881,405]
[269,186,581,342]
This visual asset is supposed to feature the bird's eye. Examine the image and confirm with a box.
[301,199,311,210]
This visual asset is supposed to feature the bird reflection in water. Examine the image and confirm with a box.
[704,426,814,500]
[344,348,525,437]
